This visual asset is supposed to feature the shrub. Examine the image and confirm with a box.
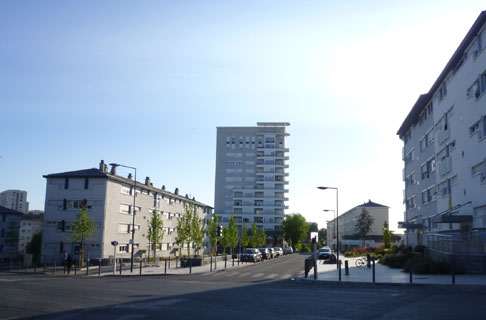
[414,245,426,254]
[300,243,311,252]
[403,256,451,274]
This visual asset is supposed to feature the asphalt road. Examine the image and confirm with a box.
[1,254,486,319]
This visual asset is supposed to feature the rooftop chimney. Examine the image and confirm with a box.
[110,165,117,175]
[145,177,151,186]
[185,194,189,198]
[128,173,133,180]
[162,185,166,191]
[175,188,179,195]
[99,160,108,172]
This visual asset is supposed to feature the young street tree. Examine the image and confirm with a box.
[147,210,164,263]
[26,232,42,264]
[257,228,267,247]
[282,213,309,249]
[355,208,374,247]
[69,206,96,267]
[382,220,392,249]
[226,213,239,255]
[241,221,249,250]
[250,223,259,248]
[189,204,205,256]
[175,212,189,258]
[207,213,218,256]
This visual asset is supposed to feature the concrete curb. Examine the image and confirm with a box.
[296,277,486,288]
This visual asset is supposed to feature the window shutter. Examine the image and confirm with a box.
[63,199,67,210]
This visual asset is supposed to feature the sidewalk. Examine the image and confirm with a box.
[108,256,252,277]
[307,255,486,286]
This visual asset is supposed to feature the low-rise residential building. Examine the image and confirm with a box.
[397,11,486,254]
[42,160,213,264]
[18,214,43,254]
[0,206,23,260]
[326,200,400,250]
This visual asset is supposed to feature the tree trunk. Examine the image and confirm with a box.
[153,243,156,264]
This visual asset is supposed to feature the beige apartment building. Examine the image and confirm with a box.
[42,160,212,264]
[327,200,400,250]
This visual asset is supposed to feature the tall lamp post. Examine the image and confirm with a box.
[317,186,340,281]
[110,163,137,273]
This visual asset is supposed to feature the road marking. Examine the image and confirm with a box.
[280,273,292,279]
[252,273,264,278]
[265,273,278,279]
[238,272,251,278]
[224,272,238,277]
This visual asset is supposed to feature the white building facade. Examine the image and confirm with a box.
[326,200,399,250]
[214,123,289,240]
[398,11,486,248]
[42,160,212,264]
[18,214,43,254]
[1,190,29,214]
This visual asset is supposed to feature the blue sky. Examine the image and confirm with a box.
[1,1,484,231]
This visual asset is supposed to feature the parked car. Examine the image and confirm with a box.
[318,247,332,260]
[268,248,276,259]
[241,248,262,262]
[258,248,271,260]
[284,246,293,255]
[274,247,283,257]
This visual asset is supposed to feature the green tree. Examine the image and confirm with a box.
[26,232,42,264]
[318,228,327,245]
[282,213,309,248]
[250,223,259,248]
[257,228,267,247]
[175,212,189,258]
[383,220,392,249]
[355,208,374,247]
[207,213,218,256]
[226,213,239,255]
[189,204,205,256]
[309,222,318,233]
[241,222,249,249]
[68,206,96,267]
[147,210,165,262]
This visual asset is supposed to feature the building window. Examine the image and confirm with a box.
[470,121,480,136]
[406,197,416,210]
[64,178,69,189]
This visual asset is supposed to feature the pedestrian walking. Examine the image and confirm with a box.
[66,254,73,275]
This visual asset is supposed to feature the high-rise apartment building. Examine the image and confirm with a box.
[214,122,290,238]
[397,11,486,249]
[0,190,29,214]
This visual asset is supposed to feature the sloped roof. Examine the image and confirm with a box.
[0,206,23,215]
[356,200,389,208]
[43,168,108,178]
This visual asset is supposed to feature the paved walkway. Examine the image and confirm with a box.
[307,255,486,285]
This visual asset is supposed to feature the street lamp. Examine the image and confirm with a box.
[110,163,137,273]
[317,186,340,281]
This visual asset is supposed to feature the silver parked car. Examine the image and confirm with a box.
[274,247,283,257]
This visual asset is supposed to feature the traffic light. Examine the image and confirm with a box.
[216,225,223,237]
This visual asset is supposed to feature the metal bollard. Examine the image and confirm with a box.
[451,257,455,285]
[87,259,90,276]
[338,260,342,282]
[345,260,349,275]
[238,254,240,266]
[168,258,171,269]
[119,259,122,275]
[99,259,101,277]
[64,263,66,274]
[189,258,192,274]
[210,256,213,272]
[409,258,413,283]
[165,260,167,274]
[225,254,227,269]
[232,255,234,267]
[215,255,217,270]
[54,261,56,275]
[372,259,375,283]
[140,260,142,275]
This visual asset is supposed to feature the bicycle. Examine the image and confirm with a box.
[355,257,368,267]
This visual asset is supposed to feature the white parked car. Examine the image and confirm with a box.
[284,246,293,254]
